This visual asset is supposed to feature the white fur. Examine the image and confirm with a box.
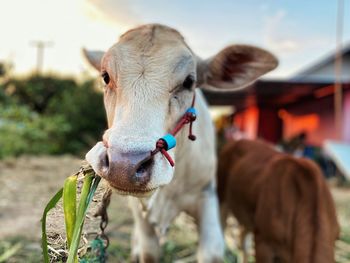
[85,24,277,263]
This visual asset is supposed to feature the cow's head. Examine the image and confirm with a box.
[85,24,277,197]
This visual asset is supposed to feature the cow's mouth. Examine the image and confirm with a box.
[108,182,157,198]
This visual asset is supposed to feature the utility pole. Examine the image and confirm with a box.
[30,41,53,73]
[334,0,344,140]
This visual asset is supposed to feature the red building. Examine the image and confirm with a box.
[205,44,350,146]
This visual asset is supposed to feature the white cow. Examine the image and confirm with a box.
[85,24,277,263]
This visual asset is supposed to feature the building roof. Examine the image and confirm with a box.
[203,80,350,110]
[291,42,350,82]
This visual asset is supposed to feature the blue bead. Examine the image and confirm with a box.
[186,107,197,115]
[161,134,177,150]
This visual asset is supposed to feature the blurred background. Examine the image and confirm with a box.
[0,0,349,262]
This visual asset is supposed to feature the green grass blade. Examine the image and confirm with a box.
[86,176,101,206]
[41,188,63,263]
[0,242,22,263]
[67,173,100,263]
[63,175,78,248]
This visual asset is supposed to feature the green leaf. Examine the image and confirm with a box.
[63,175,78,248]
[0,242,22,263]
[41,188,63,263]
[67,174,101,263]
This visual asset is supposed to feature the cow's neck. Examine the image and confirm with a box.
[144,89,216,229]
[173,89,216,188]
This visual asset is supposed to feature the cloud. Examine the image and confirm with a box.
[263,10,300,53]
[85,0,142,30]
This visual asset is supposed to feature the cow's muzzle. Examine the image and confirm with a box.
[86,142,156,197]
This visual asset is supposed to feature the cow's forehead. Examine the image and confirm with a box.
[102,25,195,78]
[119,24,186,47]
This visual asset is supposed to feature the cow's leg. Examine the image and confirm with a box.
[255,232,274,263]
[196,182,225,263]
[219,201,229,231]
[129,198,160,263]
[240,227,250,263]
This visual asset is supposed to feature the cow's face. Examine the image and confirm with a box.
[85,24,278,197]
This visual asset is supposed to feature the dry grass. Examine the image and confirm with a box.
[0,156,349,262]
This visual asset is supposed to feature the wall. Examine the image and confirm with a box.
[283,95,338,146]
[258,107,282,143]
[234,106,259,139]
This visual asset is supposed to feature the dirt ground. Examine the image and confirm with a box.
[0,156,350,262]
[0,156,207,263]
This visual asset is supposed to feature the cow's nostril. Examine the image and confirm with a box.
[104,149,153,186]
[103,152,109,170]
[135,156,154,177]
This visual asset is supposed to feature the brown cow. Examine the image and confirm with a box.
[217,139,339,263]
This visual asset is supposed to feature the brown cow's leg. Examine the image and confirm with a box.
[255,233,274,263]
[239,226,250,263]
[219,202,229,230]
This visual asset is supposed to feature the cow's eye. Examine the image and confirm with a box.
[102,72,110,85]
[182,75,194,90]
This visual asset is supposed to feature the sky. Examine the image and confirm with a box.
[0,0,349,79]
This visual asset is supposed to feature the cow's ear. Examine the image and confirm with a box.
[82,48,105,71]
[197,45,278,92]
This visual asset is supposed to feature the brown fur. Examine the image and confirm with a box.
[217,139,339,263]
